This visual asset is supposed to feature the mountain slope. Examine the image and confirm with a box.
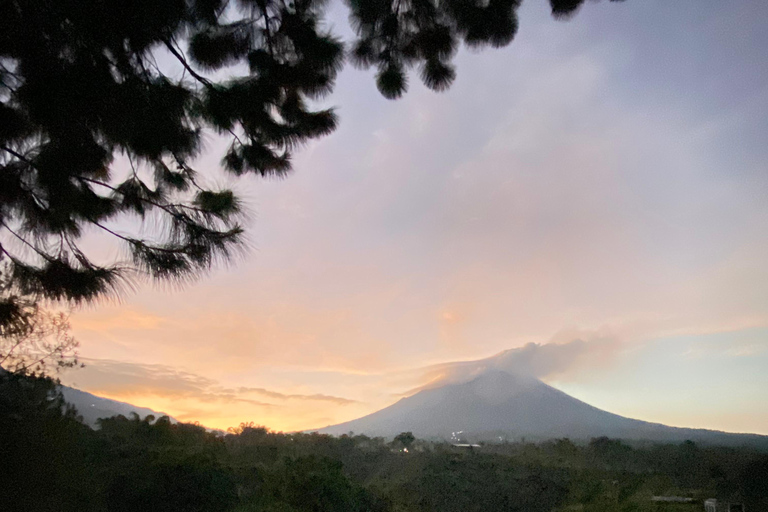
[60,386,177,428]
[318,371,768,447]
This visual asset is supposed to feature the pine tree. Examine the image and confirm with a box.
[0,0,623,318]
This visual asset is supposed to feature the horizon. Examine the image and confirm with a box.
[58,0,768,435]
[61,363,768,438]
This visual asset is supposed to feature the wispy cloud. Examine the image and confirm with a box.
[65,359,357,406]
[236,387,359,405]
[73,309,166,332]
[65,359,217,397]
[403,332,621,395]
[61,359,360,430]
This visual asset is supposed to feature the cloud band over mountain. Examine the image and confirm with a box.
[407,334,620,394]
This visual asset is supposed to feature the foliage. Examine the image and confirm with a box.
[411,452,568,512]
[2,379,765,511]
[0,0,625,308]
[393,431,416,449]
[0,305,79,375]
[0,371,94,511]
[0,264,80,376]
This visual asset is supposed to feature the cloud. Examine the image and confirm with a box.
[61,358,370,431]
[236,387,359,405]
[405,332,621,394]
[64,359,218,397]
[73,309,166,331]
[64,359,357,406]
[682,330,768,359]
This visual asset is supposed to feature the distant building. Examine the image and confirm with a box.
[704,499,744,512]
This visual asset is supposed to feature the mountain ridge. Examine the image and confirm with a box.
[59,385,178,428]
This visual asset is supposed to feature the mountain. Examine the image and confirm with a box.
[59,385,178,428]
[317,371,768,448]
[0,366,174,428]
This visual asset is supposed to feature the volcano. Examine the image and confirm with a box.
[317,371,768,447]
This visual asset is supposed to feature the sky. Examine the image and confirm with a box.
[61,0,768,434]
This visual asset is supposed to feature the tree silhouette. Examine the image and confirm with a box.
[0,264,80,375]
[0,0,625,313]
[393,431,415,450]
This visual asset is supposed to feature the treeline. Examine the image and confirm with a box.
[2,372,767,512]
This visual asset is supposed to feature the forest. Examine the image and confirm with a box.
[2,371,767,512]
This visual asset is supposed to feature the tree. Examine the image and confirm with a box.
[0,299,79,376]
[1,264,80,375]
[0,0,625,312]
[0,370,96,511]
[393,431,416,450]
[741,456,768,511]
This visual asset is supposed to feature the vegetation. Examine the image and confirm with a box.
[0,0,625,321]
[2,372,766,512]
[0,265,80,375]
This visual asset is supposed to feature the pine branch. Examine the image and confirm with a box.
[0,221,53,262]
[257,0,275,56]
[162,38,214,88]
[79,176,224,218]
[0,145,33,165]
